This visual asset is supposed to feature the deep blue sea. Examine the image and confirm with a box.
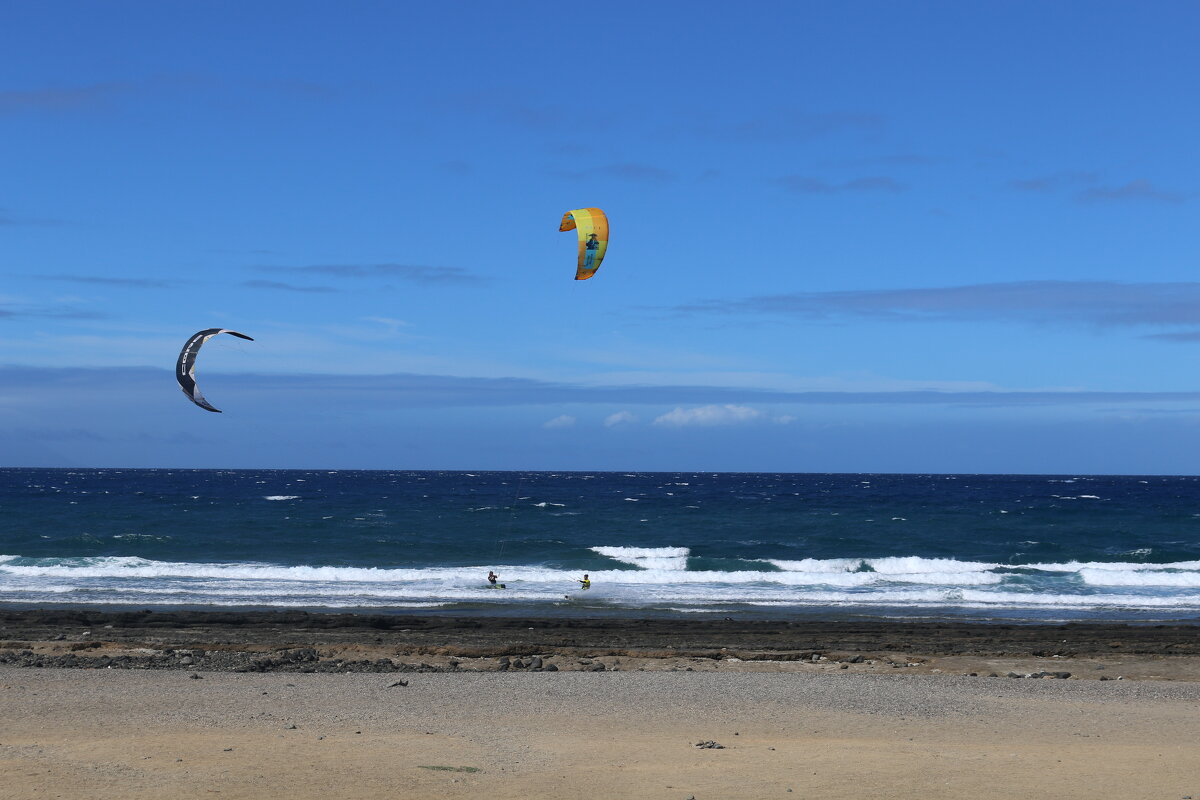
[2,468,1200,622]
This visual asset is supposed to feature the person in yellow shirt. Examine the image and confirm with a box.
[577,574,591,590]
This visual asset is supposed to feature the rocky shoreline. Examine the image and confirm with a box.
[1,607,1198,679]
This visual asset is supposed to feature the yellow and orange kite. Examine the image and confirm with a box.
[559,207,608,280]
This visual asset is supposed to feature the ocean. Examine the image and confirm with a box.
[2,468,1199,622]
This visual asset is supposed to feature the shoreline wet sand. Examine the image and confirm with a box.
[2,608,1200,680]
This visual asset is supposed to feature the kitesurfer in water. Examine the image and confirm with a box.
[488,571,499,586]
[577,574,591,590]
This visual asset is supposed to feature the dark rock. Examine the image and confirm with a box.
[590,663,606,671]
[529,656,543,670]
[543,664,558,672]
[190,673,202,679]
[694,740,724,749]
[389,680,409,687]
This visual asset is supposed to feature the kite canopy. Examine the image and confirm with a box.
[175,328,254,413]
[559,207,608,280]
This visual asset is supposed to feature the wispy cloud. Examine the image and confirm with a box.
[1009,171,1099,192]
[0,207,64,226]
[362,316,411,333]
[697,110,883,142]
[242,279,338,293]
[6,365,1200,410]
[1077,179,1187,204]
[1143,331,1200,343]
[776,176,905,194]
[604,411,637,427]
[37,274,182,289]
[435,91,598,133]
[551,162,675,183]
[824,154,936,168]
[254,263,479,285]
[543,414,576,429]
[0,83,130,113]
[0,303,105,320]
[1010,172,1187,204]
[676,281,1200,330]
[260,79,339,99]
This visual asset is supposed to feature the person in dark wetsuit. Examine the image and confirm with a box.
[583,234,600,271]
[487,571,499,586]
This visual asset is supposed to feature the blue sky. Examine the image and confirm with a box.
[3,0,1199,472]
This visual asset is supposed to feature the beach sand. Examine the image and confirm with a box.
[3,668,1199,800]
[2,610,1199,799]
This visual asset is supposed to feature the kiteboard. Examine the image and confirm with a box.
[487,583,507,589]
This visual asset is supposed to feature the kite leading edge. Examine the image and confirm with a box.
[175,328,254,413]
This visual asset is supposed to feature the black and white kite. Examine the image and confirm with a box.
[175,328,254,412]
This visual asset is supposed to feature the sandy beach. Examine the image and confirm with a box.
[3,666,1199,800]
[1,610,1198,798]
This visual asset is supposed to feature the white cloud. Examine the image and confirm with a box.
[774,414,797,424]
[543,414,577,429]
[604,411,637,427]
[653,404,763,427]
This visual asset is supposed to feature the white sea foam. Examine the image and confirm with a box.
[263,495,300,501]
[767,556,998,575]
[1023,559,1200,572]
[2,552,1199,614]
[591,546,689,571]
[1080,569,1200,587]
